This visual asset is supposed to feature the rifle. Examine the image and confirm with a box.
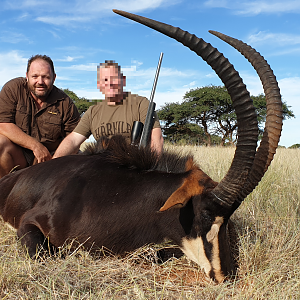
[131,52,163,148]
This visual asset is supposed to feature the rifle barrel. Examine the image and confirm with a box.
[149,52,163,103]
[139,52,163,148]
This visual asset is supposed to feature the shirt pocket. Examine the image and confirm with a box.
[41,112,63,141]
[15,105,30,133]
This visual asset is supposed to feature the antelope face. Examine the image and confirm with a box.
[180,197,234,283]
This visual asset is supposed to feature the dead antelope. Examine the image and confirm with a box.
[0,10,282,283]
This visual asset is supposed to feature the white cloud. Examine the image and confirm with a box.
[73,88,103,99]
[205,72,217,79]
[269,47,300,57]
[183,81,196,88]
[3,0,180,26]
[236,1,300,15]
[15,13,30,22]
[279,77,300,110]
[0,51,27,87]
[3,0,68,11]
[124,66,197,79]
[271,77,300,147]
[131,59,143,66]
[56,56,82,62]
[279,119,300,147]
[239,72,264,96]
[124,63,206,100]
[248,31,300,47]
[131,88,187,108]
[0,31,31,44]
[47,30,61,40]
[204,0,228,9]
[204,0,300,15]
[63,63,99,71]
[36,15,90,26]
[154,89,187,108]
[74,0,169,14]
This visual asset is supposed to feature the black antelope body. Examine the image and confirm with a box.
[0,10,282,283]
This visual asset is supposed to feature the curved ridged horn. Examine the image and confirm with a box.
[209,31,283,209]
[113,10,258,208]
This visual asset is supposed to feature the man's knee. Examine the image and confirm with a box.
[0,134,15,154]
[0,134,27,170]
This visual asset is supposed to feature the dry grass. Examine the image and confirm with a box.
[0,146,299,299]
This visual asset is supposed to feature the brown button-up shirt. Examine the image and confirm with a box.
[0,77,80,152]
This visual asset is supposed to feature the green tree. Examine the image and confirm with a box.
[183,85,237,145]
[158,102,208,144]
[289,144,300,149]
[62,88,100,115]
[251,93,295,135]
[159,85,237,145]
[158,85,295,146]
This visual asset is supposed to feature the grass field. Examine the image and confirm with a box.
[0,146,299,299]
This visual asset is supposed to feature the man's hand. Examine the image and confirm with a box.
[32,142,52,163]
[0,123,52,163]
[0,123,53,163]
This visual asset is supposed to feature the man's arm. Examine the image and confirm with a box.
[151,127,164,154]
[0,123,52,163]
[53,132,87,158]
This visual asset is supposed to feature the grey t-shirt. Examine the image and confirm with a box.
[74,92,160,141]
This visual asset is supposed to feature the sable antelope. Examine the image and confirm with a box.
[0,10,282,283]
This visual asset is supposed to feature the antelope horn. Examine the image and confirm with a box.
[209,31,283,210]
[113,10,258,208]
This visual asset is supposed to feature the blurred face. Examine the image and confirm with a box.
[26,59,56,101]
[97,66,125,102]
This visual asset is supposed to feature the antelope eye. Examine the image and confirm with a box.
[202,211,212,223]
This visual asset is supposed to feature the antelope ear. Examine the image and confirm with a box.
[159,170,205,211]
[159,185,201,212]
[206,217,224,242]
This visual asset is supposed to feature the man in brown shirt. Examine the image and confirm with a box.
[0,55,80,178]
[53,60,163,158]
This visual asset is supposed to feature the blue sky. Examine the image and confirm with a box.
[0,0,299,147]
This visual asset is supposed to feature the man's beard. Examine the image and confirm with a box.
[28,83,53,100]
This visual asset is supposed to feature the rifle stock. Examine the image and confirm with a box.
[131,121,143,145]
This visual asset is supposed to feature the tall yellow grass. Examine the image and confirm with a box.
[0,146,299,299]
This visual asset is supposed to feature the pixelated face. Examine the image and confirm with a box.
[97,66,125,100]
[26,59,56,101]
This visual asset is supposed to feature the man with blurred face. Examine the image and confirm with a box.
[97,63,125,103]
[0,55,80,178]
[53,60,163,159]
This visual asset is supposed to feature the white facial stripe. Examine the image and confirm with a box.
[210,216,224,281]
[206,216,224,243]
[181,215,226,283]
[206,223,219,242]
[181,237,211,276]
[211,234,225,283]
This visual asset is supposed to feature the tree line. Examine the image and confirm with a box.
[62,88,101,115]
[63,86,297,148]
[157,85,295,146]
